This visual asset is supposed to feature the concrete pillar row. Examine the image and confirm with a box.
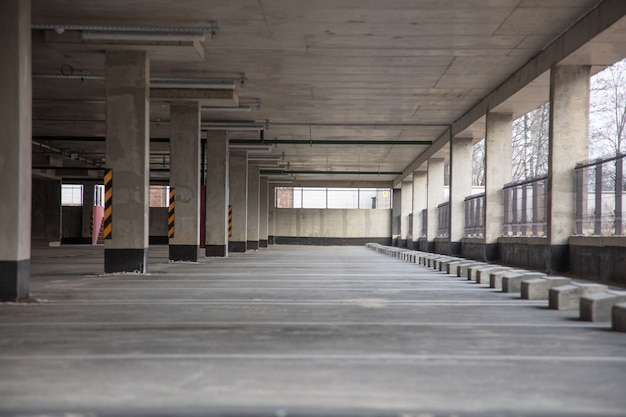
[229,151,248,252]
[268,184,276,244]
[400,180,413,248]
[168,101,201,262]
[547,64,591,272]
[247,165,261,250]
[427,158,445,252]
[259,177,269,248]
[484,112,513,260]
[412,170,427,250]
[449,137,474,255]
[104,50,150,273]
[205,130,229,257]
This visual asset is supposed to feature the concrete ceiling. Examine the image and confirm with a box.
[30,0,626,185]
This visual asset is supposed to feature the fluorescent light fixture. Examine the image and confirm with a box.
[248,155,282,161]
[228,144,273,151]
[203,106,251,112]
[151,82,235,90]
[82,32,206,43]
[32,23,220,38]
[202,123,266,131]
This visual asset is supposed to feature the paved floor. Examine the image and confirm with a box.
[1,245,626,417]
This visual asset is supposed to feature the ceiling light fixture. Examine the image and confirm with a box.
[32,23,220,38]
[202,106,251,112]
[81,32,206,43]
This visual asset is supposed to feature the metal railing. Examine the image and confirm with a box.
[421,209,427,238]
[464,193,485,238]
[575,153,625,236]
[437,202,450,237]
[503,175,548,237]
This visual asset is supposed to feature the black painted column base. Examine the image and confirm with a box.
[268,236,275,245]
[247,241,259,250]
[169,245,198,262]
[105,248,148,273]
[205,245,227,257]
[229,241,247,253]
[259,240,268,248]
[548,244,569,273]
[0,260,30,302]
[449,241,462,256]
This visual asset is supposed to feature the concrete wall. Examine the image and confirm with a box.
[61,206,82,243]
[570,236,626,285]
[274,208,392,245]
[32,178,61,243]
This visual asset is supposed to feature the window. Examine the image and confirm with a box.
[61,184,83,206]
[150,185,170,207]
[275,187,391,209]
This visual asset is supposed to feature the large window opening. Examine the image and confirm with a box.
[275,187,391,209]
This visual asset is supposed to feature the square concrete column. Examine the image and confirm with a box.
[104,51,150,273]
[169,102,200,262]
[427,158,445,251]
[81,182,96,244]
[229,151,248,252]
[205,130,229,256]
[449,137,473,254]
[247,165,261,250]
[484,112,513,259]
[391,188,402,245]
[412,170,427,250]
[548,65,590,272]
[268,184,276,244]
[400,180,413,248]
[259,176,269,248]
[0,0,31,301]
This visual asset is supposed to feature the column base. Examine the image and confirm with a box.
[169,245,198,262]
[229,241,247,253]
[268,236,275,245]
[205,245,227,257]
[105,248,148,273]
[247,241,259,250]
[0,260,30,302]
[259,240,268,248]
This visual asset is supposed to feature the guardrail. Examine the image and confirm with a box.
[464,193,485,238]
[437,201,450,237]
[575,153,625,236]
[503,175,548,237]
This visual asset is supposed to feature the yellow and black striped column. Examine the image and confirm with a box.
[168,188,175,239]
[103,169,113,240]
[228,205,233,238]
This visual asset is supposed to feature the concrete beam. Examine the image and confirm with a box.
[151,88,238,107]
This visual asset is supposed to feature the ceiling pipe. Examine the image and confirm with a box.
[259,170,402,176]
[231,139,432,146]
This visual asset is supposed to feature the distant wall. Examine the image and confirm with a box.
[274,208,392,245]
[32,178,61,243]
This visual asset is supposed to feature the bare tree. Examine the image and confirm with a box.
[590,58,626,158]
[511,103,549,181]
[472,139,485,186]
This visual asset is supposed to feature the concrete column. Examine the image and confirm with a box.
[169,102,200,262]
[412,170,427,250]
[229,151,248,252]
[246,165,261,250]
[427,158,445,251]
[0,0,31,301]
[449,137,473,254]
[391,188,402,245]
[259,176,269,248]
[484,112,513,259]
[268,184,276,244]
[205,130,229,256]
[104,50,150,273]
[81,182,95,244]
[548,65,590,272]
[400,180,413,248]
